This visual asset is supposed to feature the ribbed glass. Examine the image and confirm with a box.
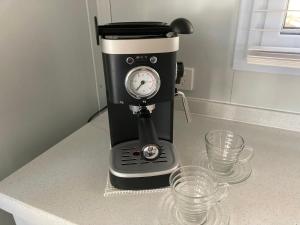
[205,130,245,175]
[169,166,228,225]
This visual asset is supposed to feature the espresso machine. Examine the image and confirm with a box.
[95,17,193,190]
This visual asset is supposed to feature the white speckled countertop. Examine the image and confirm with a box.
[0,111,300,225]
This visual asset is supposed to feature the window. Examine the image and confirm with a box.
[233,0,300,75]
[283,0,300,30]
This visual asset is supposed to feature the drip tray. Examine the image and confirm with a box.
[110,140,178,177]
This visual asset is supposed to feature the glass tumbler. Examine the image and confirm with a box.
[205,130,254,176]
[169,166,229,225]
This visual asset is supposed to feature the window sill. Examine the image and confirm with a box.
[247,49,300,69]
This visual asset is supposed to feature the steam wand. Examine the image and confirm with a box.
[175,62,192,123]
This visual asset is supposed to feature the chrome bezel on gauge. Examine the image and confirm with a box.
[125,66,161,99]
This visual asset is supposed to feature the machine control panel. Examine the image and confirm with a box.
[125,55,158,65]
[103,52,176,105]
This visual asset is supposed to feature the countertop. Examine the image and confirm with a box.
[0,111,299,225]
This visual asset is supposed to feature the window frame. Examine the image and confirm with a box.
[233,0,300,75]
[261,0,300,48]
[282,0,300,31]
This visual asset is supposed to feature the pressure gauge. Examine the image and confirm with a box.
[125,66,161,99]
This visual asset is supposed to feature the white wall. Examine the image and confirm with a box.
[109,0,300,113]
[232,70,300,113]
[0,0,101,224]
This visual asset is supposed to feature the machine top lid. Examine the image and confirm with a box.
[100,21,168,27]
[96,21,172,39]
[94,18,194,44]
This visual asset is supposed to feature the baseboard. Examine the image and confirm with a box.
[175,97,300,132]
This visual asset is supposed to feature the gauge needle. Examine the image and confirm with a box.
[135,80,146,91]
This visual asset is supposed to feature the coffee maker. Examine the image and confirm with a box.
[95,17,193,190]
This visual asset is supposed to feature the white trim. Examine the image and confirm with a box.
[96,0,112,108]
[101,37,179,54]
[175,97,300,132]
[0,193,76,225]
[85,0,101,110]
[233,0,254,70]
[247,51,300,68]
[249,46,300,53]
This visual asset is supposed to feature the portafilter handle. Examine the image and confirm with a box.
[137,108,160,160]
[176,90,192,123]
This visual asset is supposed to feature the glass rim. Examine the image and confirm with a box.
[169,166,220,200]
[205,129,245,149]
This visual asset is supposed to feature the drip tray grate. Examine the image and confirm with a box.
[110,140,178,174]
[120,146,169,166]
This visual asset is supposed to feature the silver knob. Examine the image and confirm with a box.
[142,145,160,160]
[126,57,134,65]
[150,56,157,64]
[176,91,192,123]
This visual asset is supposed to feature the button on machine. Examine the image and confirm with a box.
[150,56,158,64]
[126,57,134,65]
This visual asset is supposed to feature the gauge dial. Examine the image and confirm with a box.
[125,66,160,99]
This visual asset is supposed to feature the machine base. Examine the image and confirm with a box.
[109,172,171,190]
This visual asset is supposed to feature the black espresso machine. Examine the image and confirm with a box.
[95,17,193,190]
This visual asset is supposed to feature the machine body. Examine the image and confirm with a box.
[95,18,193,189]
